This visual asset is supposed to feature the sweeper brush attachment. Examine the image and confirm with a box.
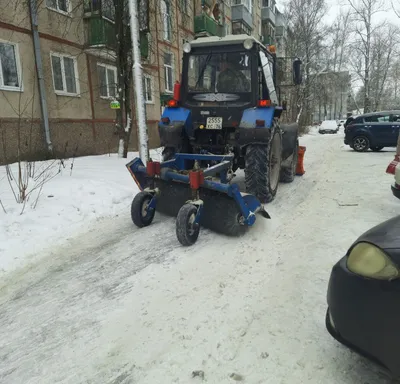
[126,153,270,246]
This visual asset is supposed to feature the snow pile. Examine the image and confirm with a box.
[0,149,162,276]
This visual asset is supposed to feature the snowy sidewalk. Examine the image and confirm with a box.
[0,149,163,278]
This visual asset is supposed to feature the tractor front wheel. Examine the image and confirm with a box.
[245,130,282,203]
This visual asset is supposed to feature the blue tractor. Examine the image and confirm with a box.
[127,34,302,246]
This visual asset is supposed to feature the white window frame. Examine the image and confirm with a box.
[46,0,71,16]
[161,0,171,42]
[97,63,117,99]
[164,52,174,93]
[143,74,154,104]
[0,40,23,92]
[50,52,80,97]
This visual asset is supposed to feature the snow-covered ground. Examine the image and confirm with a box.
[0,148,164,279]
[0,129,399,384]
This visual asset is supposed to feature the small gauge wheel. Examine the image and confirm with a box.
[131,191,155,228]
[176,204,200,246]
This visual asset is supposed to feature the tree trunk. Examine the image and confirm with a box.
[363,7,371,113]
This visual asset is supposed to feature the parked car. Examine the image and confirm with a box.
[319,120,339,134]
[344,110,400,152]
[326,215,400,377]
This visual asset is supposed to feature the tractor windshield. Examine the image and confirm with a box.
[186,51,252,100]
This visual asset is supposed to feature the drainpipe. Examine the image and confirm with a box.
[29,0,52,152]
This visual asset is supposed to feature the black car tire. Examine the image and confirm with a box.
[352,136,370,152]
[371,146,384,152]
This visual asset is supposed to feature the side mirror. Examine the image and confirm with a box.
[293,58,302,85]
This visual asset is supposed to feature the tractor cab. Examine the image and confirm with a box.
[158,34,302,158]
[179,35,279,115]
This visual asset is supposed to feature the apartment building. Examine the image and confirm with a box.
[0,0,287,164]
[0,0,196,164]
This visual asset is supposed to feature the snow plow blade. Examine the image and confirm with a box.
[126,153,270,246]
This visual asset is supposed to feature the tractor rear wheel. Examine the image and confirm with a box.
[245,130,282,203]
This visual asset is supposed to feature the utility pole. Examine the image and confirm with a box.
[128,0,149,164]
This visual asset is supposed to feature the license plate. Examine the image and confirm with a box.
[206,117,223,130]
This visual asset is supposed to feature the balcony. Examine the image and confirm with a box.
[85,16,149,60]
[86,16,116,49]
[231,4,253,29]
[194,13,224,37]
[261,7,276,25]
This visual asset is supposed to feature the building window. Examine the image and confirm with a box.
[46,0,69,14]
[232,21,251,35]
[143,75,153,103]
[233,0,252,12]
[0,41,22,91]
[97,63,117,98]
[164,52,174,93]
[161,0,171,41]
[50,53,79,95]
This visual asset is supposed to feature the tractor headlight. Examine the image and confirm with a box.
[243,39,253,50]
[347,242,399,280]
[183,42,191,53]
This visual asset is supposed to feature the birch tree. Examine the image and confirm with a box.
[369,24,399,111]
[285,0,328,127]
[347,0,385,113]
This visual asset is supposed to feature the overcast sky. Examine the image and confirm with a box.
[276,0,399,94]
[323,0,399,24]
[276,0,399,24]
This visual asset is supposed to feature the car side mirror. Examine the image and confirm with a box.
[293,58,302,85]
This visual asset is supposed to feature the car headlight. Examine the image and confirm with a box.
[347,242,399,280]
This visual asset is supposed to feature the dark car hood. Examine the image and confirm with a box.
[353,215,400,262]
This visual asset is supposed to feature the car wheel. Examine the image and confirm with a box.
[371,146,384,152]
[352,136,370,152]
